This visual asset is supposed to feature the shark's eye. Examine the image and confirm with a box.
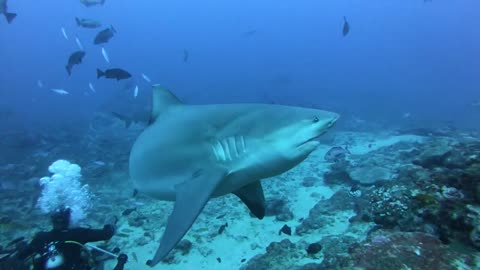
[313,116,319,123]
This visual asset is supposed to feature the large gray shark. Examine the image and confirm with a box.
[129,85,339,267]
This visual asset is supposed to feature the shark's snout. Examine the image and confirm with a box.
[327,113,340,128]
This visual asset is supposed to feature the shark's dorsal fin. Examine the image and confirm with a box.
[150,84,182,124]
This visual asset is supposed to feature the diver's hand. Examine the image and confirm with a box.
[103,224,116,238]
[113,254,128,270]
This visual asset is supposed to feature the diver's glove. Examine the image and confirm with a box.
[113,254,128,270]
[103,224,116,239]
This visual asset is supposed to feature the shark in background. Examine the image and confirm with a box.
[0,0,16,24]
[129,85,339,266]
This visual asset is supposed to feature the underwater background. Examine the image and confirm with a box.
[1,0,480,269]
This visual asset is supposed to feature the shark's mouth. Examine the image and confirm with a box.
[297,116,338,147]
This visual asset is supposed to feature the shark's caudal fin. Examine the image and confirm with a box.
[75,17,81,26]
[147,167,227,267]
[96,69,105,78]
[5,13,16,24]
[149,84,182,124]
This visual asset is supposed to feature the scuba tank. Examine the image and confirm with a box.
[44,244,65,269]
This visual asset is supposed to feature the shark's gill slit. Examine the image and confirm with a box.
[215,141,226,161]
[221,139,232,161]
[240,135,246,152]
[228,136,239,157]
[211,144,220,160]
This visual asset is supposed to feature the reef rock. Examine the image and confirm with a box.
[349,166,394,185]
[241,239,304,270]
[349,230,479,269]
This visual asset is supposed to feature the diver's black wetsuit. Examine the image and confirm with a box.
[19,225,115,270]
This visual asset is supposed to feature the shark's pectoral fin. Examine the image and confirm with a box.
[233,181,266,219]
[147,168,227,267]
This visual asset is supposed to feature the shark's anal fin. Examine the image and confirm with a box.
[147,168,227,267]
[233,181,266,219]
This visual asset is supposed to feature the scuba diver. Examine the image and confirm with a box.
[1,207,128,270]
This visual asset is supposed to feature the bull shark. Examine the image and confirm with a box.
[129,85,339,266]
[0,0,16,24]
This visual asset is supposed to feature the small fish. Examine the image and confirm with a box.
[131,252,138,262]
[241,29,257,37]
[61,27,69,40]
[80,0,106,7]
[0,0,16,24]
[342,16,350,37]
[93,160,105,166]
[141,73,151,83]
[75,17,101,28]
[94,26,116,45]
[51,89,69,95]
[278,224,292,236]
[37,80,43,88]
[88,83,96,93]
[133,85,138,98]
[101,47,110,63]
[183,49,189,62]
[65,51,86,75]
[218,223,228,235]
[97,68,131,80]
[75,36,84,50]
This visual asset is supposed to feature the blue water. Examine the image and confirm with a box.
[1,0,479,131]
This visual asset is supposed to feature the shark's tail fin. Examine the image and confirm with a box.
[75,17,81,26]
[97,68,105,78]
[5,13,16,24]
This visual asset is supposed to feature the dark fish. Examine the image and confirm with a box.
[94,26,116,45]
[122,207,137,216]
[80,0,106,7]
[183,49,189,62]
[97,68,132,80]
[242,29,257,37]
[324,146,350,162]
[75,17,101,29]
[0,0,16,24]
[218,223,228,235]
[66,51,86,76]
[342,16,350,37]
[278,224,292,236]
